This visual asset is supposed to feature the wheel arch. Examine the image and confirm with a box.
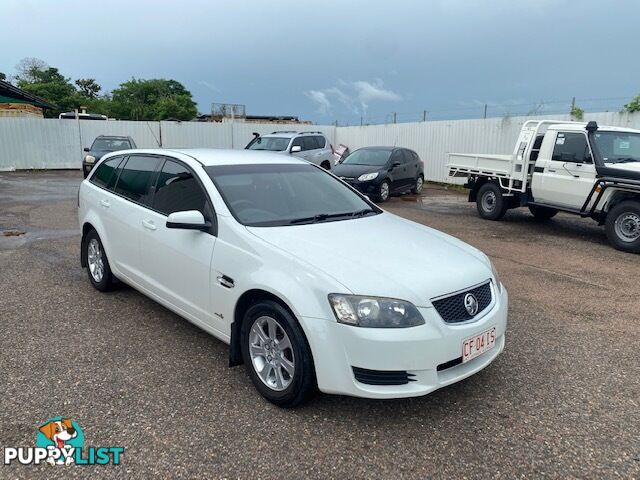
[468,176,492,202]
[229,288,303,367]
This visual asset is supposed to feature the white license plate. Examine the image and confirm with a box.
[462,327,496,363]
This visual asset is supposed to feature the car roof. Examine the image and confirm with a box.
[547,123,640,134]
[353,146,398,151]
[95,135,132,140]
[105,148,309,167]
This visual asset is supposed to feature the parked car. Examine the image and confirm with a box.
[79,148,507,407]
[333,147,424,202]
[245,131,334,169]
[82,135,136,178]
[448,120,640,252]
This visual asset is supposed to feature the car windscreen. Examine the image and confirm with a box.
[593,131,640,163]
[92,138,132,151]
[205,163,379,227]
[341,148,392,166]
[247,137,290,152]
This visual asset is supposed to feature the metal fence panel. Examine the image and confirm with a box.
[1,113,639,174]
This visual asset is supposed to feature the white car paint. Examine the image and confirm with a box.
[79,148,507,399]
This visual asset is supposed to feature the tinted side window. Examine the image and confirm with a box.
[153,160,208,216]
[390,150,403,164]
[411,151,420,163]
[552,133,591,163]
[315,136,326,148]
[114,155,160,205]
[302,136,318,151]
[91,157,123,189]
[291,137,304,150]
[400,150,413,164]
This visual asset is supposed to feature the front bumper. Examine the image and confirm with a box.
[340,178,379,195]
[82,161,94,178]
[300,284,508,399]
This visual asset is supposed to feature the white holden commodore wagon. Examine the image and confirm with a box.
[79,149,508,407]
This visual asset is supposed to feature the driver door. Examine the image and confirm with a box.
[534,131,597,209]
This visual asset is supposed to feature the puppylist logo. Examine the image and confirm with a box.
[3,417,124,466]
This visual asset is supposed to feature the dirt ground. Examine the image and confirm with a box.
[0,171,638,479]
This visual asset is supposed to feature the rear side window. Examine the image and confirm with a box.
[90,156,123,189]
[114,155,160,205]
[315,136,326,148]
[552,132,591,163]
[153,160,208,216]
[291,137,304,150]
[302,136,318,151]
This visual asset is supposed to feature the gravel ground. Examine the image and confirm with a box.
[0,171,638,479]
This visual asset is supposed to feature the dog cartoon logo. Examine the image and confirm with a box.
[36,417,84,465]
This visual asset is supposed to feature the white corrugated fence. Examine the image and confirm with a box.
[1,113,638,182]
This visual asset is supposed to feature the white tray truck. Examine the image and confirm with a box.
[447,120,640,252]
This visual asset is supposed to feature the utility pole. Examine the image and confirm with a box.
[571,96,576,113]
[423,110,427,122]
[360,116,363,126]
[483,104,487,119]
[393,112,397,124]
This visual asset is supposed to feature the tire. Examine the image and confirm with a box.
[84,230,116,291]
[377,180,390,203]
[320,160,331,170]
[241,300,316,407]
[476,182,507,220]
[528,205,558,220]
[605,201,640,253]
[411,174,424,194]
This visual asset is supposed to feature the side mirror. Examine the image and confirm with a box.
[83,147,90,152]
[389,161,401,170]
[291,145,302,153]
[166,210,210,231]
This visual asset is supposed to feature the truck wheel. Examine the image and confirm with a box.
[605,201,640,253]
[476,183,507,220]
[528,205,558,220]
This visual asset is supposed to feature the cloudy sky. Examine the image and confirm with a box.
[3,0,639,124]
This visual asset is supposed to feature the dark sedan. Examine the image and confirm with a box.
[332,147,424,202]
[82,135,136,178]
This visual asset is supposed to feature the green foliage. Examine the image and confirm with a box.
[0,72,6,81]
[570,104,584,120]
[624,95,640,113]
[17,66,80,117]
[9,58,198,120]
[75,78,101,99]
[110,78,197,121]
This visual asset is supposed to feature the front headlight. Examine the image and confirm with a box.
[84,155,96,164]
[489,259,502,293]
[357,172,378,182]
[328,294,425,328]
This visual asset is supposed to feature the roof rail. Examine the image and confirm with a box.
[270,130,298,134]
[298,131,323,134]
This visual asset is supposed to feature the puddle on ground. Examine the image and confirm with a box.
[2,230,26,237]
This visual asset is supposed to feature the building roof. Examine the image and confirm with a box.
[0,80,55,109]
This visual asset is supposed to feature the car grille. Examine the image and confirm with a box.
[352,367,416,385]
[431,281,493,324]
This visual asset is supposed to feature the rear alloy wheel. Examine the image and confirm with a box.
[476,182,507,220]
[241,300,316,407]
[320,161,331,170]
[528,205,558,220]
[412,175,424,194]
[85,230,115,291]
[378,180,390,202]
[606,201,640,253]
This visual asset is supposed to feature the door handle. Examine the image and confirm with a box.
[142,219,157,231]
[217,275,235,289]
[548,169,556,173]
[100,199,110,208]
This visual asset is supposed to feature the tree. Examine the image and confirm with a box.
[75,78,101,99]
[570,104,584,121]
[110,78,197,120]
[16,65,79,117]
[15,57,49,83]
[0,72,6,82]
[624,95,640,113]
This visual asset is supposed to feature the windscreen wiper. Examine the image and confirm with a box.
[350,208,378,218]
[288,212,354,225]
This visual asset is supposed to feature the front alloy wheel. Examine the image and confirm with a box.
[241,300,316,407]
[378,180,390,202]
[249,316,295,391]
